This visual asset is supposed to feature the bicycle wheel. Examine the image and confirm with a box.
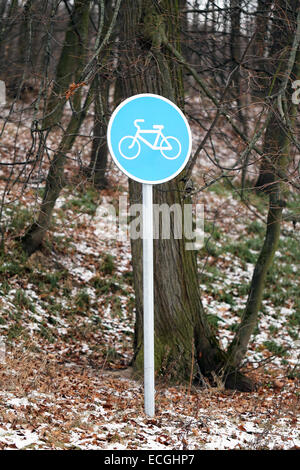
[160,136,181,160]
[119,136,140,159]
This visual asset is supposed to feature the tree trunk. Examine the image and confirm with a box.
[86,0,115,189]
[229,4,300,366]
[43,0,90,129]
[130,179,226,384]
[21,1,91,255]
[228,187,282,367]
[22,88,93,255]
[6,0,32,97]
[230,0,249,193]
[87,75,109,189]
[0,0,19,75]
[120,0,253,391]
[250,0,273,97]
[255,0,299,190]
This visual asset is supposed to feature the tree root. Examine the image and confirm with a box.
[224,370,258,392]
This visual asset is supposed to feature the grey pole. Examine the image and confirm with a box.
[142,183,155,417]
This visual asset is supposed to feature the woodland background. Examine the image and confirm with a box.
[0,0,299,450]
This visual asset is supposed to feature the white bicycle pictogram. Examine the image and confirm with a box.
[118,119,181,160]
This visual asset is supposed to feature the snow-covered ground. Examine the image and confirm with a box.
[0,103,299,450]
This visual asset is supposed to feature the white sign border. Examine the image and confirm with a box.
[107,93,192,185]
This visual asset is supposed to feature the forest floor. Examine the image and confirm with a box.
[0,102,299,450]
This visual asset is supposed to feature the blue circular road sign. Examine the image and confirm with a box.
[107,93,192,184]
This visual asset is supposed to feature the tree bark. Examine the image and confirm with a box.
[228,187,283,367]
[230,0,249,194]
[87,76,109,189]
[22,88,93,255]
[0,0,19,76]
[229,4,300,367]
[43,0,90,129]
[6,0,32,97]
[85,1,115,189]
[255,0,299,190]
[21,0,91,255]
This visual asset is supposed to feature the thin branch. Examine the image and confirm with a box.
[162,34,300,192]
[80,0,122,84]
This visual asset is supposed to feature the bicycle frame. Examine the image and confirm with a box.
[132,128,172,151]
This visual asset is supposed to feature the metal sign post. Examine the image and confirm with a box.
[107,93,192,416]
[142,183,154,417]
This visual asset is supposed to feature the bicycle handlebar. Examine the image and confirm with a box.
[134,119,144,128]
